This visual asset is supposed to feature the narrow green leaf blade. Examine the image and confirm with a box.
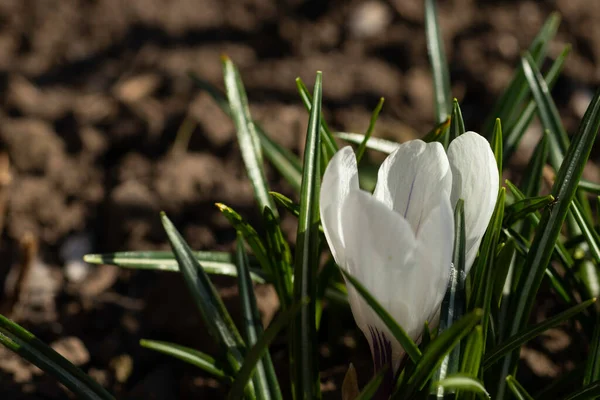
[257,128,302,192]
[471,188,505,348]
[407,309,483,390]
[336,132,399,154]
[506,376,534,400]
[483,13,560,136]
[504,45,569,161]
[292,72,323,400]
[263,207,294,308]
[228,299,307,400]
[270,191,300,218]
[562,382,600,400]
[484,298,595,368]
[491,119,503,174]
[447,99,465,147]
[423,117,452,143]
[460,325,483,377]
[570,198,600,263]
[355,367,389,400]
[579,179,600,194]
[435,199,466,393]
[356,97,385,163]
[435,374,489,399]
[223,57,277,217]
[521,131,550,198]
[508,87,600,344]
[0,316,114,400]
[161,213,246,371]
[425,0,452,123]
[216,203,273,280]
[235,234,277,400]
[189,72,302,192]
[521,52,570,170]
[296,77,338,160]
[140,339,229,380]
[584,313,600,386]
[504,194,555,227]
[83,251,265,283]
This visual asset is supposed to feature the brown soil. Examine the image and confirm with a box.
[0,0,598,398]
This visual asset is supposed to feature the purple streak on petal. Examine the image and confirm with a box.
[404,176,417,218]
[368,326,394,399]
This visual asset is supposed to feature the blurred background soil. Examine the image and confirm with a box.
[0,0,598,398]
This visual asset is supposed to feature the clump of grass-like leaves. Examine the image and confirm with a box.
[2,4,600,400]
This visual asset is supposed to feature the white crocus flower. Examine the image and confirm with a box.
[320,131,498,383]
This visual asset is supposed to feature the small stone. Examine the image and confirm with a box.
[51,337,90,366]
[348,1,392,39]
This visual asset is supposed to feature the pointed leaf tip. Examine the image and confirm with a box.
[82,254,96,263]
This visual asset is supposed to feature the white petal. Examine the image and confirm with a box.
[373,140,452,234]
[338,189,417,368]
[412,195,454,326]
[447,131,499,272]
[319,146,360,266]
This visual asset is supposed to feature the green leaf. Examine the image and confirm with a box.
[483,298,596,369]
[570,198,600,263]
[491,119,503,173]
[505,87,600,361]
[521,52,570,170]
[336,131,399,154]
[470,188,505,348]
[562,382,600,400]
[0,315,114,400]
[140,339,230,380]
[435,200,466,391]
[579,179,600,194]
[505,375,534,400]
[504,180,575,270]
[228,299,307,400]
[222,57,277,217]
[584,312,600,386]
[216,203,274,281]
[483,12,560,137]
[263,207,294,308]
[355,366,389,400]
[407,309,483,391]
[520,131,550,198]
[291,72,323,400]
[503,227,574,305]
[189,71,302,192]
[235,234,279,400]
[460,325,483,377]
[503,45,570,161]
[425,0,452,123]
[336,118,453,153]
[296,77,338,160]
[422,117,452,143]
[503,194,556,227]
[257,128,302,192]
[434,374,489,399]
[340,268,421,363]
[270,191,300,218]
[356,97,385,163]
[446,99,465,147]
[83,251,265,283]
[161,213,246,373]
[492,239,516,305]
[316,259,341,329]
